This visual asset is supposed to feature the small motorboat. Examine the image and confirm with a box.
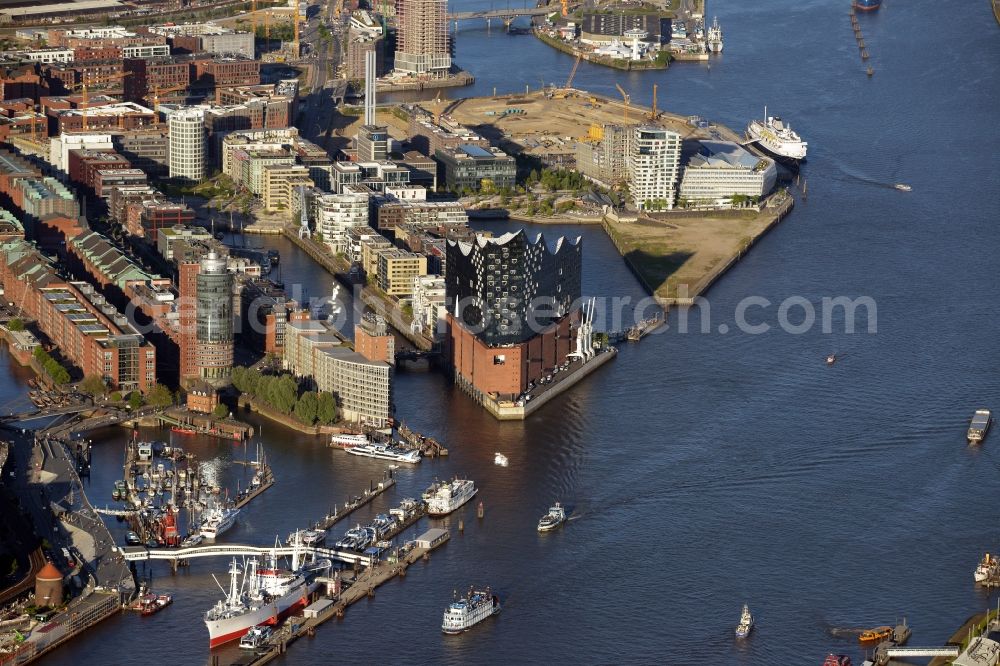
[822,656,852,666]
[239,624,272,649]
[537,502,566,532]
[735,603,754,638]
[826,354,837,365]
[893,183,911,192]
[858,625,892,645]
[125,531,141,545]
[494,453,509,467]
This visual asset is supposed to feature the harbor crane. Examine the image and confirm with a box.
[614,83,630,124]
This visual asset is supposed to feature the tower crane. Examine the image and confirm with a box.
[67,71,131,131]
[152,83,188,117]
[614,83,630,124]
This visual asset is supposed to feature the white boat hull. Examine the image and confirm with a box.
[206,581,317,648]
[428,487,478,517]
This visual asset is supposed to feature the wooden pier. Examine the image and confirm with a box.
[397,423,449,457]
[313,472,396,532]
[245,530,451,665]
[233,466,275,510]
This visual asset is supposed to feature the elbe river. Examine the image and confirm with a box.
[1,0,998,662]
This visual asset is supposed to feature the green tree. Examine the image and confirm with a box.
[147,383,173,408]
[316,392,337,424]
[127,391,143,410]
[7,318,24,331]
[79,375,107,397]
[269,375,298,414]
[213,403,229,419]
[110,391,123,403]
[294,391,318,424]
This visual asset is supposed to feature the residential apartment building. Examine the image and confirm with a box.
[314,191,370,254]
[628,126,681,210]
[283,319,392,426]
[395,0,451,76]
[167,107,206,181]
[375,248,427,297]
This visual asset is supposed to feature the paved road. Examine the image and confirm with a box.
[2,426,134,600]
[297,0,351,150]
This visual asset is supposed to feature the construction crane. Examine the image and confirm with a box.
[152,83,187,117]
[293,1,301,59]
[67,72,131,131]
[614,83,630,124]
[564,54,581,90]
[649,83,658,121]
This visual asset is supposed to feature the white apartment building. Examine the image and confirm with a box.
[628,126,681,210]
[411,274,446,336]
[314,192,370,254]
[679,140,777,206]
[18,49,74,63]
[283,320,392,426]
[168,108,207,181]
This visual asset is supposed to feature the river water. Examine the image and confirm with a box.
[10,0,1000,663]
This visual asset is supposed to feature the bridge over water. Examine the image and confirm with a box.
[118,543,375,568]
[447,5,554,28]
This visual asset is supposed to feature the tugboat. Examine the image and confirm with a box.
[975,552,999,583]
[858,625,892,645]
[822,656,852,666]
[140,594,173,616]
[968,409,993,444]
[441,586,501,634]
[537,503,566,532]
[735,603,754,638]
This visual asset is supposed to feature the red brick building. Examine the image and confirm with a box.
[186,381,219,413]
[0,240,157,393]
[448,313,575,400]
[67,149,131,195]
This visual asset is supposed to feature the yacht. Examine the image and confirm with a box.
[735,603,754,638]
[441,587,501,634]
[423,479,478,517]
[494,453,509,467]
[894,183,912,192]
[537,503,566,532]
[200,506,240,540]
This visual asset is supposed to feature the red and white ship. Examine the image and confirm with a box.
[204,538,331,648]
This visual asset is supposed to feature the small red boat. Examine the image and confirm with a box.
[171,427,197,435]
[822,655,852,666]
[140,594,173,617]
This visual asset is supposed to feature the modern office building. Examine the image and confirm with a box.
[395,0,451,76]
[434,144,516,193]
[628,126,681,210]
[446,230,582,401]
[168,107,206,181]
[194,251,233,386]
[357,125,389,162]
[678,140,777,205]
